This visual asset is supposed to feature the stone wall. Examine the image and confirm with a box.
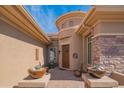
[92,35,124,75]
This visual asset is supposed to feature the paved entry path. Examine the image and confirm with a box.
[47,67,84,88]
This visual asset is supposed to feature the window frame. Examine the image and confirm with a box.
[69,21,73,27]
[87,34,93,65]
[61,23,65,29]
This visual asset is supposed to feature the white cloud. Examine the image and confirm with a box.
[28,5,58,33]
[25,5,91,33]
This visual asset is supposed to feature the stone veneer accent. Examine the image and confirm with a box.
[92,35,124,75]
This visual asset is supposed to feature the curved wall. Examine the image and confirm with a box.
[58,17,83,30]
[56,11,85,30]
[56,11,85,70]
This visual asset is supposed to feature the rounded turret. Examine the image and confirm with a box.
[56,11,85,31]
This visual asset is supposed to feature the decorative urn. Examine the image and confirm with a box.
[28,65,48,79]
[88,64,106,78]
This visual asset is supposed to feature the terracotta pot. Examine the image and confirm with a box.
[28,67,47,79]
[88,68,106,78]
[74,70,81,77]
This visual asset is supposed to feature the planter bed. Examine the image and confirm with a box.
[111,71,124,85]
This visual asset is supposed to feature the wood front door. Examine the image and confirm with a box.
[62,44,69,69]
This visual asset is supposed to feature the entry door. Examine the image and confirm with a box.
[62,44,69,68]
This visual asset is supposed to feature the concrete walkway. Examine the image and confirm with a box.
[47,67,84,88]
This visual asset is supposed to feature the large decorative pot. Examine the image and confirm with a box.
[28,67,47,79]
[88,68,106,78]
[74,70,82,77]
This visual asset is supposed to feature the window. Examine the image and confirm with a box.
[87,35,92,65]
[49,47,57,63]
[61,23,65,29]
[35,48,39,61]
[69,21,73,26]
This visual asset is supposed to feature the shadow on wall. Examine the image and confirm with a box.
[0,19,47,63]
[0,19,49,87]
[0,20,44,47]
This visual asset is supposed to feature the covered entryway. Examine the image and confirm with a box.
[62,44,70,69]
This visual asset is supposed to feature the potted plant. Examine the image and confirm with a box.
[88,64,106,78]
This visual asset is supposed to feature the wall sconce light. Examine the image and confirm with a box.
[58,50,61,54]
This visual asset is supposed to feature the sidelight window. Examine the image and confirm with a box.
[87,35,92,65]
[49,47,57,63]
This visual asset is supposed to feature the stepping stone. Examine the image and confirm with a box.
[18,73,51,88]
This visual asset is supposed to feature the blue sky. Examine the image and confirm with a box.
[24,5,91,33]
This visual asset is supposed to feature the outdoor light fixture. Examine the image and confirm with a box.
[58,50,61,54]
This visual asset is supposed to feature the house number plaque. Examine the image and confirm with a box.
[73,53,78,59]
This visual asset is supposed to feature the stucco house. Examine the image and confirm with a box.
[0,5,124,87]
[49,6,124,75]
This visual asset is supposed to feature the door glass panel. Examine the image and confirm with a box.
[49,47,57,63]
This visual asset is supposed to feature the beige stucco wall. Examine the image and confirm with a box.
[0,19,47,87]
[59,27,75,39]
[58,27,83,70]
[57,12,84,70]
[95,5,124,12]
[70,33,83,69]
[58,17,83,30]
[59,37,71,69]
[99,21,124,34]
[93,21,124,36]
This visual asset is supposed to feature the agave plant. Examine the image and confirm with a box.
[92,64,105,71]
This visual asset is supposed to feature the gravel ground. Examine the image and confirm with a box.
[47,67,84,88]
